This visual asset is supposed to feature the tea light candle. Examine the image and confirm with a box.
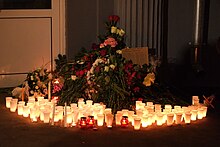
[134,117,141,130]
[121,116,129,127]
[97,114,104,126]
[5,97,12,108]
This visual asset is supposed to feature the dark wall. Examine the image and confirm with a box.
[165,0,220,95]
[167,0,194,64]
[66,0,114,59]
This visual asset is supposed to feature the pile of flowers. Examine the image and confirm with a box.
[19,15,188,113]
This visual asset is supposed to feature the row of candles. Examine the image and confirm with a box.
[5,96,208,130]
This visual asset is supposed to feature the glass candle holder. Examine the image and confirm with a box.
[97,114,104,126]
[10,99,18,112]
[141,115,148,127]
[43,110,51,123]
[106,113,114,128]
[121,116,129,127]
[191,110,198,121]
[17,103,24,115]
[115,113,122,125]
[201,106,208,117]
[87,116,95,128]
[167,113,174,126]
[5,97,12,108]
[80,117,87,128]
[156,113,164,126]
[134,117,141,130]
[175,113,183,124]
[197,108,204,120]
[184,112,192,124]
[23,105,30,117]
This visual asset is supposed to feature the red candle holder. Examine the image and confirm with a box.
[80,117,87,128]
[87,116,95,128]
[121,116,129,127]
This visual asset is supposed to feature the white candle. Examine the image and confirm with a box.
[10,99,18,112]
[134,117,141,130]
[115,113,122,125]
[51,101,56,125]
[175,113,183,124]
[184,112,192,124]
[64,102,67,127]
[167,113,174,126]
[97,114,104,126]
[141,115,148,127]
[48,81,51,101]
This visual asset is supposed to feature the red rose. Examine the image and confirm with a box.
[138,98,143,101]
[108,15,120,22]
[100,49,107,56]
[133,87,140,92]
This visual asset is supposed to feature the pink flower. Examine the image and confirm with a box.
[104,37,118,47]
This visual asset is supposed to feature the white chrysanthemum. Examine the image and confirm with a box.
[110,64,115,70]
[116,50,122,54]
[104,66,109,72]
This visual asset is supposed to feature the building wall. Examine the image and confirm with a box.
[66,0,114,59]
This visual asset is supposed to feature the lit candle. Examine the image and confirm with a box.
[141,115,148,127]
[201,106,208,117]
[167,113,174,126]
[184,112,192,124]
[87,116,95,128]
[121,116,129,127]
[5,97,12,108]
[10,99,18,112]
[23,105,29,117]
[134,117,141,130]
[51,101,56,125]
[97,114,104,126]
[175,113,183,124]
[64,102,67,127]
[17,103,24,115]
[115,113,122,125]
[197,108,204,119]
[106,113,114,128]
[156,113,164,126]
[80,117,87,128]
[48,81,51,101]
[43,110,51,123]
[191,110,198,121]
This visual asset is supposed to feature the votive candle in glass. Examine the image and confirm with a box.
[175,113,183,124]
[115,113,122,125]
[10,99,18,112]
[134,117,141,130]
[43,110,51,123]
[184,112,192,124]
[17,103,24,115]
[97,114,104,126]
[23,105,29,117]
[141,115,148,127]
[167,113,174,126]
[128,111,135,122]
[5,97,12,108]
[201,106,208,117]
[87,116,95,128]
[80,117,87,128]
[191,110,198,121]
[197,108,204,119]
[156,113,164,126]
[121,116,129,127]
[106,113,114,128]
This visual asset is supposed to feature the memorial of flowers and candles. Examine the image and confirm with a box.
[7,15,209,130]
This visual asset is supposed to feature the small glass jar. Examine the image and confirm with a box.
[80,117,87,128]
[121,116,129,127]
[87,116,95,128]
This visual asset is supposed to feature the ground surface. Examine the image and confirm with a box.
[0,92,220,147]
